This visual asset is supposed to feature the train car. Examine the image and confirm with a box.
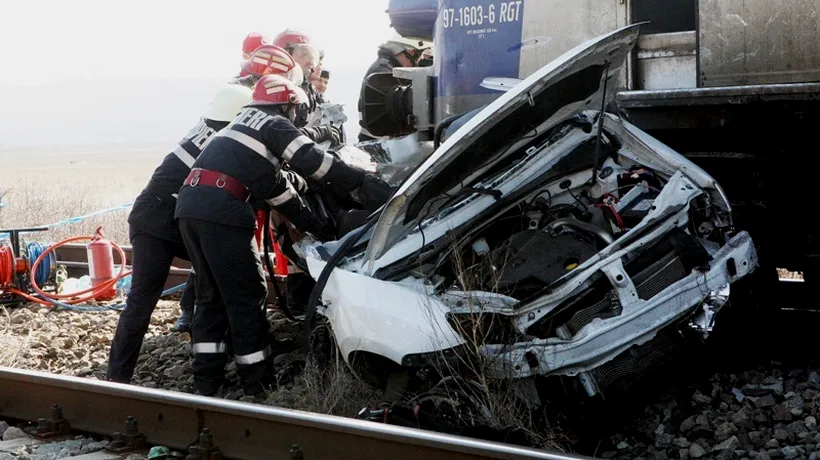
[374,0,820,311]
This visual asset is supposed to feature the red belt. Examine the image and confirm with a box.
[183,168,250,202]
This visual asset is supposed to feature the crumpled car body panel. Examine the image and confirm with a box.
[301,24,758,392]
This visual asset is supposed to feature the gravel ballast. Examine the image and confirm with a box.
[0,302,370,406]
[596,364,820,460]
[3,302,818,458]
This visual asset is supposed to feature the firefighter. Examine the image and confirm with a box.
[106,49,307,385]
[232,43,303,89]
[312,69,329,96]
[234,33,273,81]
[357,35,432,142]
[174,74,392,397]
[273,28,311,55]
[105,82,253,385]
[242,43,339,147]
[234,45,339,172]
[242,32,271,60]
[273,29,325,127]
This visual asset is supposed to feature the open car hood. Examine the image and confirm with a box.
[363,24,642,272]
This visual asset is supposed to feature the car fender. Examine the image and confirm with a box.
[306,256,465,366]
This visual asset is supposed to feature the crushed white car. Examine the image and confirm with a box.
[302,24,758,405]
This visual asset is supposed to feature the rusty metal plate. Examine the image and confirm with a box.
[633,31,696,90]
[698,0,820,87]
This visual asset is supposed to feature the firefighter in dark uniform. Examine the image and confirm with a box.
[238,43,340,147]
[357,35,432,142]
[231,43,300,89]
[105,81,253,384]
[106,47,308,385]
[272,29,339,141]
[175,74,393,397]
[242,32,271,61]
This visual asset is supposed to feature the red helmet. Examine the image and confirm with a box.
[242,33,271,58]
[273,28,311,51]
[250,74,308,107]
[240,44,303,83]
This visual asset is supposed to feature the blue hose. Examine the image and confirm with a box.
[26,242,55,288]
[39,282,188,312]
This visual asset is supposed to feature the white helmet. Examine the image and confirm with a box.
[386,34,432,51]
[204,83,253,122]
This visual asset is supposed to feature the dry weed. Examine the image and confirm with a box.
[414,232,568,450]
[267,359,381,416]
[0,146,164,244]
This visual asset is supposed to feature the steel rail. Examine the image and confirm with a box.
[52,244,287,302]
[54,243,190,270]
[0,367,589,460]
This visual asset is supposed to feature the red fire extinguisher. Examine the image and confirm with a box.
[256,210,289,277]
[272,239,289,277]
[87,226,116,301]
[254,210,266,251]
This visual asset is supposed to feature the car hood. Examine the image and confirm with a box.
[362,24,642,272]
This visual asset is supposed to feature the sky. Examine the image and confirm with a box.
[0,0,399,148]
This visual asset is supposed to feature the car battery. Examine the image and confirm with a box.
[616,190,659,229]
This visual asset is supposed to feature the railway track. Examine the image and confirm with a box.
[0,367,586,460]
[53,244,190,293]
[52,244,286,301]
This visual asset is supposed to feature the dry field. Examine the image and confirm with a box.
[0,144,164,243]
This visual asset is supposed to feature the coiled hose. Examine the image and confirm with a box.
[0,234,186,312]
[27,242,56,288]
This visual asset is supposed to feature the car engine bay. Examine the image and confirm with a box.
[356,115,752,395]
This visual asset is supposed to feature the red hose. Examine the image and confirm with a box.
[0,246,14,287]
[0,234,132,308]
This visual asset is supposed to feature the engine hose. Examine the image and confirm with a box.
[548,217,615,245]
[262,209,298,322]
[433,113,463,150]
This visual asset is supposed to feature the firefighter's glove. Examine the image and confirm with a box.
[289,209,336,243]
[328,125,343,147]
[283,169,309,195]
[357,173,395,214]
[300,125,342,148]
[302,217,337,243]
